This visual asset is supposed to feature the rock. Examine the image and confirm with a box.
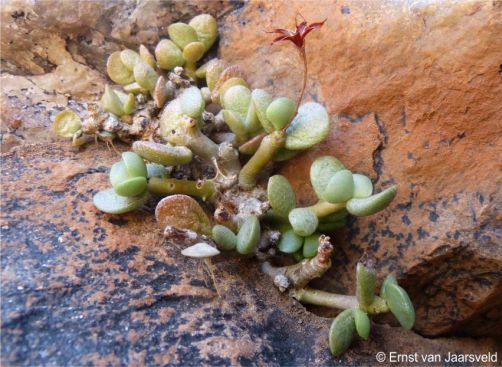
[1,0,238,75]
[0,0,239,151]
[220,1,502,337]
[1,0,501,362]
[1,143,499,365]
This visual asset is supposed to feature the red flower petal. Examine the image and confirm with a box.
[268,17,326,49]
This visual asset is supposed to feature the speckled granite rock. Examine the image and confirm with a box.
[1,0,502,364]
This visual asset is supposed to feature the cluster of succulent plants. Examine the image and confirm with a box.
[52,14,218,147]
[52,13,415,357]
[290,261,415,356]
[263,156,397,261]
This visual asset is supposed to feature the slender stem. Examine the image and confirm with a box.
[293,288,389,314]
[293,288,358,310]
[308,201,346,218]
[163,225,215,245]
[187,129,220,162]
[184,60,197,80]
[239,133,266,155]
[282,45,308,133]
[148,177,215,201]
[239,130,285,190]
[366,296,389,314]
[169,119,219,163]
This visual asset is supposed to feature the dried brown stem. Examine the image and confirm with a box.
[261,235,333,289]
[163,225,217,247]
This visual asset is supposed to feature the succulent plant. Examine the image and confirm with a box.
[106,51,135,85]
[132,141,193,166]
[212,224,237,251]
[277,228,304,254]
[93,188,149,215]
[267,174,296,218]
[155,194,212,236]
[236,215,261,255]
[291,261,415,357]
[329,309,356,357]
[109,152,148,197]
[53,110,82,138]
[52,13,414,359]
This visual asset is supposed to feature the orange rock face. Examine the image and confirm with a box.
[220,0,502,336]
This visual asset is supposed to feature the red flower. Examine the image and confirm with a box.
[268,14,326,48]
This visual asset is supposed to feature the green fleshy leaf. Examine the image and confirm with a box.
[115,90,135,115]
[354,309,371,340]
[356,262,376,309]
[93,188,148,214]
[205,59,225,91]
[222,110,247,144]
[236,216,260,255]
[329,309,355,357]
[180,86,205,119]
[221,85,251,117]
[285,102,330,150]
[323,169,354,203]
[288,207,318,237]
[133,61,158,92]
[212,225,237,251]
[120,49,140,71]
[113,177,148,197]
[106,51,134,84]
[353,174,373,198]
[101,85,124,116]
[266,97,295,130]
[385,283,415,330]
[53,110,82,139]
[267,175,296,218]
[133,141,193,166]
[167,22,198,50]
[155,39,184,70]
[159,98,184,138]
[380,274,398,300]
[346,185,397,217]
[189,14,218,51]
[277,229,304,254]
[251,89,274,133]
[122,152,147,178]
[310,156,345,199]
[303,233,321,258]
[182,41,205,63]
